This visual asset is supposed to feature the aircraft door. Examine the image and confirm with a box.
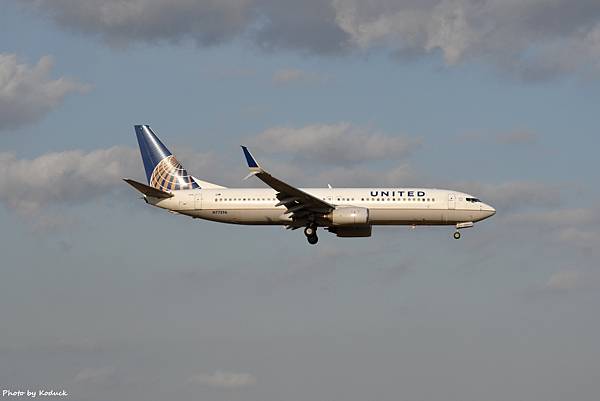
[179,193,195,210]
[194,192,202,210]
[448,193,456,210]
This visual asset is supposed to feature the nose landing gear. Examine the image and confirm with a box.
[453,222,473,240]
[304,225,318,245]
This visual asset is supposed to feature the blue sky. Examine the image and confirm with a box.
[1,1,599,400]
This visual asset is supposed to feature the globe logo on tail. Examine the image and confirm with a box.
[150,155,199,191]
[134,125,200,192]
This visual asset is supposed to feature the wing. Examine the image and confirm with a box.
[240,146,334,227]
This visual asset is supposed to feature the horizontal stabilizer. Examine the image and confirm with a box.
[123,178,174,198]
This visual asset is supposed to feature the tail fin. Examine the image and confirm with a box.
[134,125,199,191]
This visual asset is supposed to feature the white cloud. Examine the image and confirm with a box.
[0,147,138,214]
[0,146,222,217]
[332,0,600,80]
[188,370,257,389]
[0,53,90,131]
[251,123,419,165]
[23,0,255,47]
[314,163,415,187]
[20,0,346,54]
[17,0,600,79]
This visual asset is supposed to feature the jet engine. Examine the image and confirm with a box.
[326,206,369,226]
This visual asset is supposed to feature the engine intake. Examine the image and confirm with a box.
[327,206,369,226]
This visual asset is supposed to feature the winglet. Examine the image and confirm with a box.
[243,171,259,181]
[241,146,261,170]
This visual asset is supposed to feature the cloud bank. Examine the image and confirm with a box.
[18,0,600,79]
[0,146,221,221]
[0,53,90,131]
[0,147,138,214]
[251,123,419,165]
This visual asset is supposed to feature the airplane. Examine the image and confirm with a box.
[124,125,496,245]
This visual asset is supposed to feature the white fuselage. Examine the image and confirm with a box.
[147,187,496,226]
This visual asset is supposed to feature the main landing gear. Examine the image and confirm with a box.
[304,225,318,245]
[453,231,461,240]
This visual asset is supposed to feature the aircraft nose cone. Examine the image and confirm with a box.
[483,204,496,218]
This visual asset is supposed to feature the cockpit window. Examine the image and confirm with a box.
[466,197,481,203]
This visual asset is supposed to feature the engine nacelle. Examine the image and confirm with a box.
[328,226,372,237]
[327,206,369,226]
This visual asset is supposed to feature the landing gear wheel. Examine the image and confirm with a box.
[453,231,461,240]
[304,226,316,237]
[307,235,319,245]
[304,225,318,244]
